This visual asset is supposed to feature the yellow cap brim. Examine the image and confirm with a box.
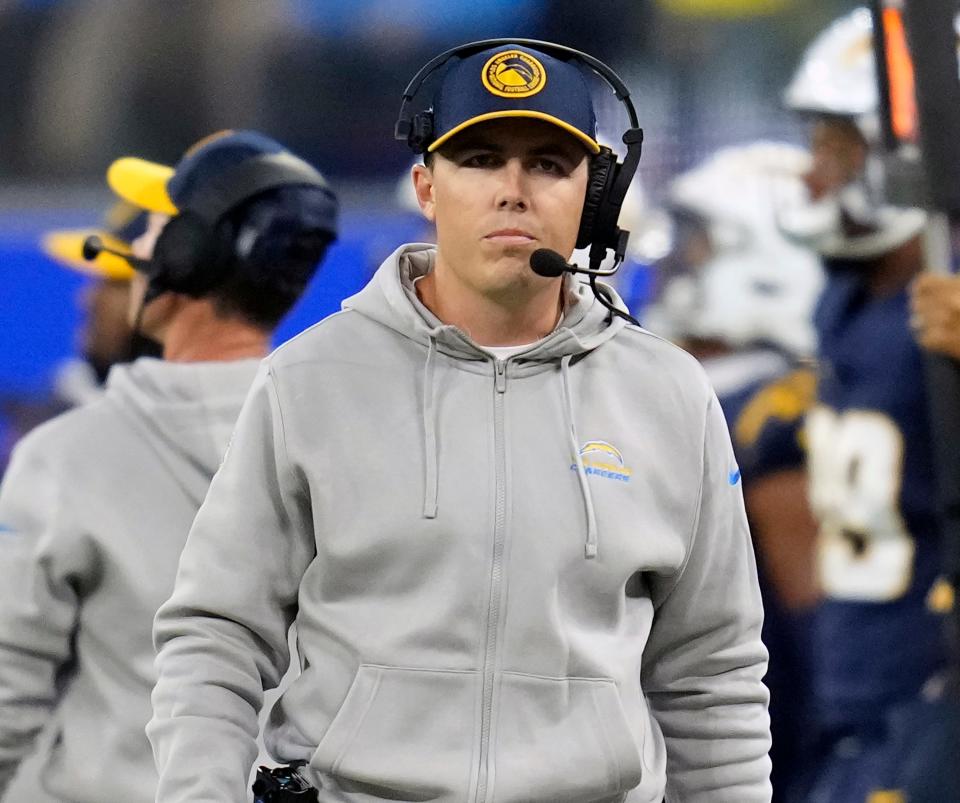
[106,157,178,215]
[41,230,136,281]
[427,110,601,154]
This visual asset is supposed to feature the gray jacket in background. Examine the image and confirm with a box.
[0,357,259,803]
[150,244,772,803]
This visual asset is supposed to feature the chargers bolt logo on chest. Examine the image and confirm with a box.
[573,440,633,483]
[482,50,547,98]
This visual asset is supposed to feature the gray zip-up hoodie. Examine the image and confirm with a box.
[150,244,772,803]
[0,357,259,802]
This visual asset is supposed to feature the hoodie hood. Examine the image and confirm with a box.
[341,244,634,554]
[342,243,629,367]
[105,357,260,478]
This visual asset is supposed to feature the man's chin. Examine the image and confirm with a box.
[477,255,558,301]
[485,249,541,280]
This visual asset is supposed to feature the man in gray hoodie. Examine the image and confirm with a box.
[0,130,338,803]
[150,43,771,803]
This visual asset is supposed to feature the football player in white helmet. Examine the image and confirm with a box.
[645,141,825,803]
[779,6,927,260]
[783,9,954,803]
[646,141,824,364]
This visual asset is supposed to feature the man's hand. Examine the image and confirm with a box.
[910,274,960,360]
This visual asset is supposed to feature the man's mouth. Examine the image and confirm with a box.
[484,229,537,245]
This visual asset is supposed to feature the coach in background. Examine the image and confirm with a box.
[1,205,158,478]
[0,130,338,803]
[149,42,770,803]
[911,274,960,361]
[41,202,161,407]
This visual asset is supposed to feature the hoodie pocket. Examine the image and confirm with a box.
[491,672,644,802]
[311,664,480,800]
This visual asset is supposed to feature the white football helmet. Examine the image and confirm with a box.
[779,6,941,260]
[644,142,825,358]
[784,7,880,141]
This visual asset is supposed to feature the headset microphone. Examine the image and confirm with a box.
[82,234,165,353]
[529,248,568,278]
[82,235,153,274]
[529,248,641,327]
[530,248,624,279]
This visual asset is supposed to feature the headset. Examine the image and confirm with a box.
[88,152,336,305]
[395,38,644,273]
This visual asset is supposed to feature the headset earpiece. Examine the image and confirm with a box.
[145,152,333,302]
[150,211,230,298]
[581,128,644,268]
[576,147,616,251]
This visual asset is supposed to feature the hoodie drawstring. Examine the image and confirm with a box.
[422,336,439,519]
[560,355,598,559]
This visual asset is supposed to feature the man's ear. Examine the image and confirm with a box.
[412,163,436,223]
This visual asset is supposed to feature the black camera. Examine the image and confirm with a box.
[252,762,319,802]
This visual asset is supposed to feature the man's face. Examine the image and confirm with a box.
[413,118,590,302]
[805,117,868,200]
[127,212,172,335]
[76,279,132,378]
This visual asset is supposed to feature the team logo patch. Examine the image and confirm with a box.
[572,440,632,483]
[481,50,546,99]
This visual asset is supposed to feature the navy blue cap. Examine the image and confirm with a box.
[107,130,314,215]
[428,45,600,154]
[167,130,296,208]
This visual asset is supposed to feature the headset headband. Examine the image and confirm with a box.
[395,38,640,147]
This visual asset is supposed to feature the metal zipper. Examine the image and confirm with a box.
[475,359,508,802]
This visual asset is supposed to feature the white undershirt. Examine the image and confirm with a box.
[410,274,555,360]
[483,343,538,360]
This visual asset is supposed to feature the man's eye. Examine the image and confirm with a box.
[462,153,498,168]
[534,158,565,175]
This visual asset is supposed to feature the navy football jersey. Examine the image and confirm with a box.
[729,366,814,481]
[701,346,813,489]
[807,268,947,729]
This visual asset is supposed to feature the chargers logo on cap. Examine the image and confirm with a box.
[482,50,546,98]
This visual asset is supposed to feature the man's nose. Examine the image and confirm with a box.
[495,160,528,211]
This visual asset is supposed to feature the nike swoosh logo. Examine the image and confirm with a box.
[728,468,741,485]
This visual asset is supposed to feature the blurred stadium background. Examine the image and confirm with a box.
[0,0,855,401]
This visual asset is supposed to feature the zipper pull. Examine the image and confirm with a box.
[495,360,507,393]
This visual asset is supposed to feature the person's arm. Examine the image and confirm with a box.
[641,393,772,803]
[745,469,820,612]
[910,273,960,360]
[732,368,821,612]
[149,364,315,803]
[0,435,82,796]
